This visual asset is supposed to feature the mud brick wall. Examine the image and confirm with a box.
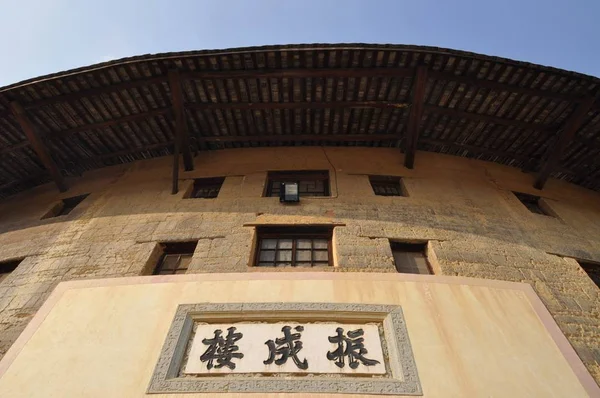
[0,147,598,383]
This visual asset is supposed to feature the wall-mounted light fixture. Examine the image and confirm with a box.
[280,182,299,203]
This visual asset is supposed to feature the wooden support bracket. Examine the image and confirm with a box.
[168,70,194,172]
[9,102,67,192]
[404,66,429,169]
[534,97,595,190]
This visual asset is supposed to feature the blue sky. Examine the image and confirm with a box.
[1,0,599,87]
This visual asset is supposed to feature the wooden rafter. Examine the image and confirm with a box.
[1,101,561,155]
[428,71,582,103]
[424,105,555,131]
[534,97,596,190]
[168,70,193,172]
[181,67,414,81]
[195,133,400,143]
[186,101,410,111]
[9,102,67,192]
[24,76,167,110]
[404,66,429,169]
[420,138,535,162]
[83,134,401,161]
[17,68,587,114]
[0,140,29,155]
[53,107,172,138]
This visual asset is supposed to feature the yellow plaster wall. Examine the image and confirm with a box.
[0,274,595,397]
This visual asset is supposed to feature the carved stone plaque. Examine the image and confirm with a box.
[147,303,422,395]
[185,323,386,375]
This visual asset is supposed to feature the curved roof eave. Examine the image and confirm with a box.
[0,43,598,198]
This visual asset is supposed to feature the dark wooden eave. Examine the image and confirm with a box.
[0,43,598,198]
[404,66,429,169]
[534,97,596,189]
[8,102,66,192]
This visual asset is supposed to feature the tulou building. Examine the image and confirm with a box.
[0,44,599,397]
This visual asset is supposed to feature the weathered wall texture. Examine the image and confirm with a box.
[0,147,599,383]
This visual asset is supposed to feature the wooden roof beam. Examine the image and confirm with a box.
[52,107,172,139]
[195,133,400,143]
[168,70,193,172]
[428,71,584,103]
[423,104,556,132]
[420,138,535,162]
[534,97,595,190]
[185,101,410,111]
[0,140,29,155]
[181,67,414,81]
[9,102,67,192]
[24,76,167,110]
[404,66,429,169]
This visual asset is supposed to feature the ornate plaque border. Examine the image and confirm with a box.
[147,303,422,395]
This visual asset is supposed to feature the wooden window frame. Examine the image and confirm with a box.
[265,171,330,197]
[153,241,198,275]
[369,175,406,197]
[187,177,225,199]
[254,226,333,267]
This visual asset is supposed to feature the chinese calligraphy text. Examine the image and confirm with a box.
[264,325,308,369]
[200,326,244,369]
[185,323,385,375]
[326,327,381,369]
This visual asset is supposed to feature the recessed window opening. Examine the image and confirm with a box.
[187,177,225,199]
[369,176,406,196]
[255,226,333,267]
[390,241,431,274]
[265,171,330,197]
[0,259,22,283]
[41,193,89,219]
[578,260,600,289]
[513,192,552,216]
[153,241,198,275]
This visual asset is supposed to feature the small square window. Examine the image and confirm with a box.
[255,226,332,267]
[369,176,406,196]
[0,259,22,283]
[41,194,89,219]
[187,178,225,199]
[513,192,552,216]
[578,260,600,288]
[265,171,329,197]
[153,241,197,275]
[390,241,431,274]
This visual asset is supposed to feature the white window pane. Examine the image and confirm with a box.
[297,239,311,249]
[260,251,275,262]
[314,251,329,262]
[279,239,293,249]
[261,239,277,249]
[276,250,292,262]
[296,250,311,262]
[313,239,328,249]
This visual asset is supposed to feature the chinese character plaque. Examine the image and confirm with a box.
[147,303,422,395]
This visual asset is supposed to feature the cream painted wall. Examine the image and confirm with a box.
[0,273,597,397]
